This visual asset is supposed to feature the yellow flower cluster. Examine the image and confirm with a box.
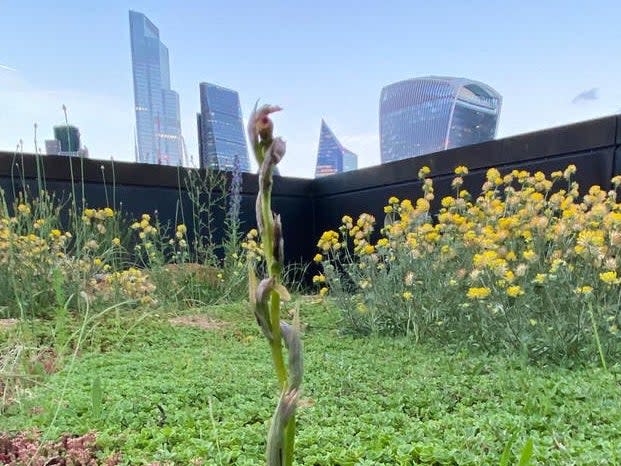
[241,228,263,259]
[95,267,157,305]
[131,213,158,240]
[316,165,621,306]
[0,217,71,273]
[316,230,341,252]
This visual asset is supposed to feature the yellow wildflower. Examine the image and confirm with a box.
[454,166,469,175]
[418,166,431,179]
[522,250,537,262]
[563,164,577,180]
[376,238,389,248]
[599,271,619,285]
[466,287,491,299]
[362,244,375,255]
[313,253,323,262]
[402,291,413,301]
[574,285,593,295]
[506,286,524,298]
[17,204,31,215]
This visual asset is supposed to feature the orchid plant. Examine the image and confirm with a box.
[247,104,303,466]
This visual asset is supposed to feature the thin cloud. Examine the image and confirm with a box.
[572,88,599,104]
[0,64,17,72]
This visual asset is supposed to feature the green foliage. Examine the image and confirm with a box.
[315,167,621,364]
[2,302,620,464]
[0,162,247,320]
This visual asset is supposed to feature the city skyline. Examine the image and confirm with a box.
[197,82,250,172]
[380,77,502,163]
[129,10,183,166]
[1,1,620,178]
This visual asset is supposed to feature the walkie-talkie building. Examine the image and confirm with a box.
[380,76,502,163]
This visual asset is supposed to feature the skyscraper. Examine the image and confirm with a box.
[53,125,80,153]
[48,125,89,157]
[197,82,251,172]
[380,76,502,163]
[314,120,358,178]
[129,10,182,166]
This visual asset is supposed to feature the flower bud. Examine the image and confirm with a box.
[269,138,286,165]
[248,104,282,157]
[273,213,284,267]
[255,277,276,341]
[280,322,303,390]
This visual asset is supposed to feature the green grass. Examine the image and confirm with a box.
[2,301,620,465]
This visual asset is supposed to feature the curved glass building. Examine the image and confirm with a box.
[380,76,502,163]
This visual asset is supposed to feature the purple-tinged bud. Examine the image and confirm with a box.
[280,322,303,390]
[270,138,286,165]
[255,277,276,341]
[273,213,284,266]
[248,104,282,148]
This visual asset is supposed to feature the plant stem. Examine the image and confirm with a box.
[588,302,607,371]
[270,290,287,388]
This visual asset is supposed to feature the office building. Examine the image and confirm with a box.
[129,10,183,166]
[380,76,502,163]
[45,139,61,156]
[314,120,358,177]
[54,125,80,153]
[197,82,251,172]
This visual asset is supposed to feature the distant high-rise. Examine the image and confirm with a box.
[48,125,89,157]
[45,139,61,156]
[380,76,502,163]
[314,120,358,178]
[54,125,80,153]
[129,10,182,166]
[197,82,250,172]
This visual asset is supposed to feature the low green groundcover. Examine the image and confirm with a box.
[2,302,620,465]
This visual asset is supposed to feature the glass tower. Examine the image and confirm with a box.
[129,10,183,166]
[380,76,502,163]
[314,120,358,177]
[197,82,251,172]
[53,125,80,153]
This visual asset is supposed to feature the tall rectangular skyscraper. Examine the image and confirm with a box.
[197,82,250,172]
[129,10,183,166]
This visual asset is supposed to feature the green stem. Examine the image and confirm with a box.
[270,290,287,388]
[588,302,607,371]
[284,417,296,466]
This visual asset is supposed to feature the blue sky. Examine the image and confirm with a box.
[1,0,620,178]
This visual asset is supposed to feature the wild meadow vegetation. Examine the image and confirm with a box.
[315,165,621,366]
[1,131,621,464]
